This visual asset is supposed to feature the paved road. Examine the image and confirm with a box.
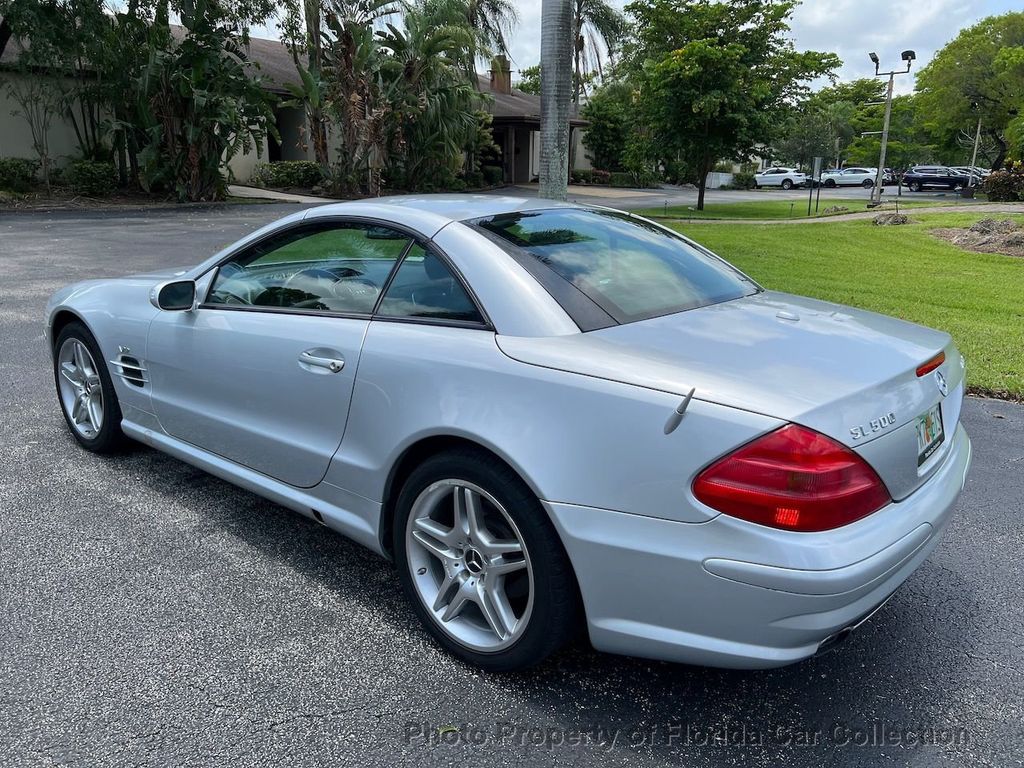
[1,205,1022,767]
[493,182,988,212]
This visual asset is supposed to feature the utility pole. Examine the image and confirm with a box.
[867,50,915,207]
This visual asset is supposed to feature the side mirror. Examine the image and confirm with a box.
[150,279,197,311]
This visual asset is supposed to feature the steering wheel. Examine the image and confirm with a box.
[284,268,379,307]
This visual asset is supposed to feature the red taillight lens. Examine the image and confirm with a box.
[916,352,945,377]
[692,424,891,532]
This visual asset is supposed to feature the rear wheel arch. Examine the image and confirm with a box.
[379,435,546,559]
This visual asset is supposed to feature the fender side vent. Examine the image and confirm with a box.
[111,354,148,388]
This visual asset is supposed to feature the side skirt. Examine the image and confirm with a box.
[121,420,385,556]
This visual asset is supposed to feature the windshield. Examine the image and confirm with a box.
[473,209,758,325]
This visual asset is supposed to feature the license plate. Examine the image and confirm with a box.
[916,403,945,466]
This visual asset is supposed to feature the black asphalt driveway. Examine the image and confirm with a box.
[1,204,1022,767]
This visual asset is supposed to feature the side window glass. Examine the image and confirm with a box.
[377,245,484,324]
[206,223,410,314]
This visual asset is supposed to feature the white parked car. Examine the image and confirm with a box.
[820,167,879,188]
[754,167,807,189]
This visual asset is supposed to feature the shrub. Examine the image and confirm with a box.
[65,160,117,196]
[571,169,595,184]
[591,169,611,185]
[729,170,758,190]
[609,171,633,187]
[981,165,1024,202]
[251,160,324,189]
[481,165,503,185]
[0,158,39,192]
[632,170,661,189]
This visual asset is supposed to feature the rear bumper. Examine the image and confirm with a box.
[545,423,972,669]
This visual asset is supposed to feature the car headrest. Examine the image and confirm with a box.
[423,252,450,281]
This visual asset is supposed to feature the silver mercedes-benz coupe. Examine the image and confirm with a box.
[47,195,972,671]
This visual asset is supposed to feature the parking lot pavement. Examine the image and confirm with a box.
[495,182,986,210]
[1,205,1022,767]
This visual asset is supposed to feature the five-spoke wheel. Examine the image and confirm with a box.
[53,322,126,452]
[394,449,580,671]
[57,338,105,439]
[406,480,534,652]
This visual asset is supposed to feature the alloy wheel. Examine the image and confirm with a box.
[57,338,104,439]
[405,479,534,652]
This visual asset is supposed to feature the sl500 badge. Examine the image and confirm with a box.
[850,412,897,440]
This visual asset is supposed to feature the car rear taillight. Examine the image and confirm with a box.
[692,424,891,532]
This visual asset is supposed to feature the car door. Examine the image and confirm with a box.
[147,219,414,488]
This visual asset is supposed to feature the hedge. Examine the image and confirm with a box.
[252,161,324,189]
[65,160,117,196]
[0,158,39,192]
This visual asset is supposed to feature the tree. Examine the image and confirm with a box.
[571,0,626,103]
[515,64,540,94]
[579,80,631,169]
[624,0,839,209]
[139,0,278,200]
[539,0,573,200]
[279,0,331,172]
[916,11,1024,170]
[845,93,942,170]
[421,0,518,71]
[378,8,483,190]
[4,76,61,191]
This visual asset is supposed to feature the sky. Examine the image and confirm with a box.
[499,0,1021,95]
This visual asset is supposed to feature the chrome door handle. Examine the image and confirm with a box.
[299,350,345,373]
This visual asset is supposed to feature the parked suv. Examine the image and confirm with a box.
[819,167,878,188]
[902,166,972,192]
[754,167,807,189]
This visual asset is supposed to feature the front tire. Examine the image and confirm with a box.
[53,322,128,452]
[394,449,581,671]
[908,181,922,192]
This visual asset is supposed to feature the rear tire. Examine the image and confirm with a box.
[53,322,128,453]
[862,178,874,188]
[394,448,581,671]
[824,179,836,188]
[781,179,793,190]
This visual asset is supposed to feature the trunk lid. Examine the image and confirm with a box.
[497,291,964,499]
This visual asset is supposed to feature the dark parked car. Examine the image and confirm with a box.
[902,166,971,192]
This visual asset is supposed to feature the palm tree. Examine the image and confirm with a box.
[539,0,572,200]
[421,0,517,74]
[465,0,517,58]
[378,9,481,189]
[571,0,626,104]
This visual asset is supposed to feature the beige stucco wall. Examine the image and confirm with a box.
[226,134,270,184]
[0,72,87,166]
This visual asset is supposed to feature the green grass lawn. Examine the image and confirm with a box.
[668,212,1024,399]
[632,198,970,221]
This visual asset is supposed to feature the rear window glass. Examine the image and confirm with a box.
[473,209,757,325]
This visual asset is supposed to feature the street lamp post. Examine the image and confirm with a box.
[867,50,915,207]
[968,103,982,189]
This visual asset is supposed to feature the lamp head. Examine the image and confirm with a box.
[868,52,879,65]
[901,50,916,62]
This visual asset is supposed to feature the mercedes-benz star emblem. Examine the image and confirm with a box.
[464,548,485,574]
[935,370,948,397]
